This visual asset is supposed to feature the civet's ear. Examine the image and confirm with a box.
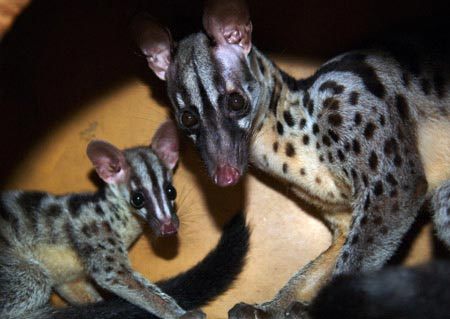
[87,140,130,184]
[151,120,179,170]
[131,13,173,80]
[203,0,253,55]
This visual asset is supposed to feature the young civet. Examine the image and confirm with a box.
[0,120,249,319]
[133,0,450,318]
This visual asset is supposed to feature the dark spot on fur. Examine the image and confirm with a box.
[81,225,91,238]
[386,173,398,186]
[283,110,295,127]
[337,150,346,161]
[282,163,288,174]
[308,101,314,115]
[395,94,409,121]
[328,130,339,143]
[373,216,383,225]
[106,256,115,263]
[351,235,359,245]
[384,138,398,156]
[286,143,296,157]
[390,189,398,198]
[364,122,376,140]
[299,118,307,129]
[315,177,321,184]
[364,194,371,210]
[362,174,368,187]
[344,142,351,151]
[102,221,112,233]
[104,266,114,273]
[352,139,361,154]
[354,113,362,126]
[328,113,343,126]
[368,152,378,171]
[303,134,310,145]
[367,236,374,244]
[312,123,320,135]
[319,80,345,94]
[303,91,311,108]
[319,155,324,162]
[323,135,331,147]
[80,244,94,257]
[379,114,385,126]
[341,251,349,261]
[108,237,116,246]
[380,226,388,235]
[47,204,62,217]
[360,216,368,226]
[349,92,359,105]
[374,181,384,196]
[95,205,105,216]
[394,155,403,167]
[300,168,306,175]
[342,168,349,177]
[316,142,321,149]
[327,152,334,163]
[273,142,279,152]
[277,121,284,135]
[323,97,340,110]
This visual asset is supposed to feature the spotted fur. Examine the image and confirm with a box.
[134,1,450,318]
[0,121,249,319]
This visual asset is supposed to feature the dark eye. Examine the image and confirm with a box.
[166,184,177,201]
[130,191,145,209]
[227,92,246,112]
[181,111,199,128]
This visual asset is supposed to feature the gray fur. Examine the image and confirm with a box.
[432,180,450,249]
[0,145,194,319]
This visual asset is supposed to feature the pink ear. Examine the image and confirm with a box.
[151,120,179,170]
[203,0,253,55]
[86,140,130,184]
[131,14,173,80]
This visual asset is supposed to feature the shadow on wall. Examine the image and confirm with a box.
[0,0,446,185]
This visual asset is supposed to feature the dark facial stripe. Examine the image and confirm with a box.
[193,59,215,114]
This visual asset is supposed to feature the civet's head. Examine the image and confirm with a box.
[87,120,180,236]
[132,0,262,187]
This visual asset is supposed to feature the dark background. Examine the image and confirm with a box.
[0,0,448,184]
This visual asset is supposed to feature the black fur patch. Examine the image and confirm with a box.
[283,110,295,127]
[319,81,345,94]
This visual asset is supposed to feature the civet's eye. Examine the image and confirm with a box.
[166,184,177,201]
[130,191,145,209]
[227,92,247,112]
[181,110,199,128]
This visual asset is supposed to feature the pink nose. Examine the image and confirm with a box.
[160,221,178,236]
[213,165,241,187]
